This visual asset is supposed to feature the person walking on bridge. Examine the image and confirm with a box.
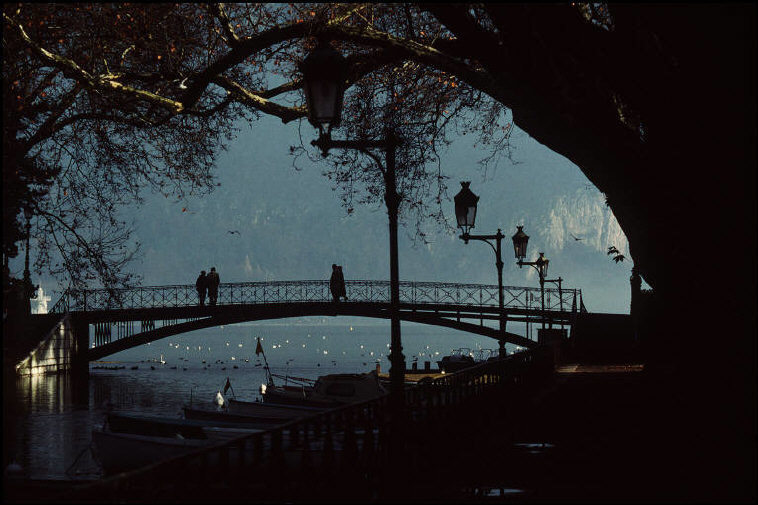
[337,265,347,301]
[207,267,220,306]
[196,270,207,306]
[329,264,340,303]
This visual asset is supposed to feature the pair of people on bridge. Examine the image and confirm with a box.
[196,267,220,306]
[330,264,347,302]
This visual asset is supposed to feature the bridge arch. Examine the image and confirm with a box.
[85,301,537,361]
[50,280,582,362]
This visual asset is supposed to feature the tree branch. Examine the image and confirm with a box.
[211,75,305,123]
[210,3,241,46]
[4,12,185,114]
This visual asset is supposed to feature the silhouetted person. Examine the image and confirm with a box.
[207,267,220,306]
[337,265,347,301]
[329,264,340,302]
[196,270,207,306]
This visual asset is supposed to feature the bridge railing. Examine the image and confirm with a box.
[49,280,581,313]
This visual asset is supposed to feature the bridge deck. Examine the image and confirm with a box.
[46,280,585,360]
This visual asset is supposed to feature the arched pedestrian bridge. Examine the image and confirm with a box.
[49,280,585,362]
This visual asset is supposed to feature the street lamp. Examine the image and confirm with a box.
[301,40,347,139]
[300,40,405,403]
[512,226,550,330]
[453,182,507,357]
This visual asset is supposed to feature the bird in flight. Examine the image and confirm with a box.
[570,233,583,241]
[227,230,240,235]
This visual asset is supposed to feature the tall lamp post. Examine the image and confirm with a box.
[542,276,564,330]
[453,182,508,357]
[300,40,405,404]
[22,207,37,315]
[511,226,550,330]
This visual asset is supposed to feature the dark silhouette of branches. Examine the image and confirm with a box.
[607,246,626,263]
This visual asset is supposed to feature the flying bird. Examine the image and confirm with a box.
[227,230,240,235]
[570,233,583,241]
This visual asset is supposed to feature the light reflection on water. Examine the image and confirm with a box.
[5,321,506,481]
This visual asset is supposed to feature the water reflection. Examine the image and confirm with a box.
[6,322,509,481]
[7,373,99,480]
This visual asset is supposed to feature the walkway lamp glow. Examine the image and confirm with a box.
[454,181,479,239]
[299,40,347,138]
[300,42,405,418]
[453,182,507,357]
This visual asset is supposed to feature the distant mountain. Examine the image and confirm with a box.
[542,188,629,258]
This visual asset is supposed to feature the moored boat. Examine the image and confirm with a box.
[181,406,289,428]
[252,336,388,408]
[93,412,266,475]
[92,428,210,475]
[106,412,266,439]
[227,398,328,419]
[437,348,476,373]
[261,370,388,407]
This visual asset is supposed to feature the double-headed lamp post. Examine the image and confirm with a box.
[300,40,405,404]
[453,182,508,357]
[512,226,550,331]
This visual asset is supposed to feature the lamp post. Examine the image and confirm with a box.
[300,40,405,404]
[453,182,508,357]
[511,226,550,330]
[22,207,37,315]
[542,276,564,329]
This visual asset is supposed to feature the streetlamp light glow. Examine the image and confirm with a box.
[299,40,347,137]
[453,181,479,237]
[511,225,529,261]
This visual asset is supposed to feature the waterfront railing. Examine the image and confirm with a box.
[64,347,552,502]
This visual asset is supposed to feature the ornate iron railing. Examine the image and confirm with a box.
[49,280,581,314]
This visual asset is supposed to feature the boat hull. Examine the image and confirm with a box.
[227,398,328,419]
[182,407,288,428]
[92,429,210,475]
[107,413,263,441]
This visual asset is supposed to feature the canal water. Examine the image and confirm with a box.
[4,319,507,481]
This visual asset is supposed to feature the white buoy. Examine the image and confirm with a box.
[214,391,224,407]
